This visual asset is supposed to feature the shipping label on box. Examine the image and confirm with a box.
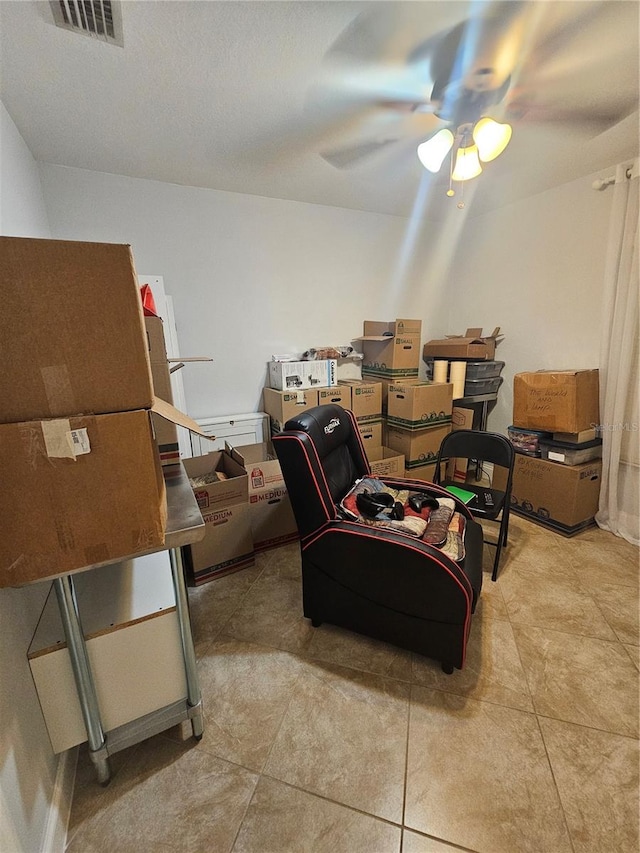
[387,381,453,430]
[386,423,452,468]
[512,370,599,434]
[511,455,602,534]
[262,387,319,434]
[268,360,337,391]
[1,237,154,424]
[339,380,383,422]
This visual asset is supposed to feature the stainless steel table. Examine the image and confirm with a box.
[51,462,205,784]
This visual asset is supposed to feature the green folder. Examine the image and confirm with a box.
[445,485,477,505]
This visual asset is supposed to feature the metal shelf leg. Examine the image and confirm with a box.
[53,576,111,784]
[168,548,204,739]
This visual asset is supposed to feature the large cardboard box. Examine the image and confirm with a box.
[356,319,422,378]
[145,316,179,466]
[262,387,320,434]
[386,423,452,468]
[387,380,453,429]
[511,455,602,535]
[423,327,502,361]
[1,237,154,424]
[365,446,405,477]
[182,451,254,585]
[0,410,166,587]
[513,370,599,433]
[339,380,383,423]
[268,360,337,391]
[231,442,299,552]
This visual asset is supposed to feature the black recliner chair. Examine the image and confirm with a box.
[273,404,484,673]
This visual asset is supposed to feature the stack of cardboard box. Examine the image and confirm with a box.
[385,380,454,480]
[355,318,422,409]
[510,370,602,535]
[181,448,255,586]
[181,439,302,586]
[0,237,175,587]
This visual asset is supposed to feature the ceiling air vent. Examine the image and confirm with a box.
[49,1,123,47]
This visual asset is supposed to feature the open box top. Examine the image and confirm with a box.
[423,327,503,360]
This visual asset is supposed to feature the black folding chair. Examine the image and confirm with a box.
[433,430,515,581]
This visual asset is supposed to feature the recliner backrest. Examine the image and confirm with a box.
[273,405,370,538]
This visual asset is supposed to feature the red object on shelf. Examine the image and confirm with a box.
[140,284,159,317]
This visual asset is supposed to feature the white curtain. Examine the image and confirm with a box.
[596,159,639,545]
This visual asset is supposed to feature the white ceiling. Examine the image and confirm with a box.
[1,1,638,219]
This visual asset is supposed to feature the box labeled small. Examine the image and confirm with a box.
[387,380,453,430]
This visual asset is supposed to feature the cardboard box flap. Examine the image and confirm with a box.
[356,319,422,340]
[443,327,502,344]
[151,397,211,438]
[224,442,247,468]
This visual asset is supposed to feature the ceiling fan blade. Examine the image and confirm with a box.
[325,3,467,68]
[511,3,638,117]
[410,2,530,98]
[320,138,401,169]
[319,109,445,170]
[505,97,639,136]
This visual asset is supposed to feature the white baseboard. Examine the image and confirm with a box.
[40,747,78,853]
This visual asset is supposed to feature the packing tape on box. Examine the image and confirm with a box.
[41,364,76,415]
[41,419,75,459]
[40,420,92,460]
[433,360,448,383]
[450,361,467,399]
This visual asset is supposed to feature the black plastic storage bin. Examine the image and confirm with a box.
[463,376,504,396]
[424,358,505,381]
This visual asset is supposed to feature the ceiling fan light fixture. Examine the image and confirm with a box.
[417,129,454,172]
[472,117,512,162]
[451,143,482,182]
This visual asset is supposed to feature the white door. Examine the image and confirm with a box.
[138,275,191,458]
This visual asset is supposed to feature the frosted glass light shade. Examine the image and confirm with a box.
[473,117,512,162]
[417,129,454,172]
[451,144,482,181]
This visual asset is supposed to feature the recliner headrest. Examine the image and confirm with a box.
[283,404,352,458]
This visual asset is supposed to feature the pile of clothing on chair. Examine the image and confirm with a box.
[340,478,466,561]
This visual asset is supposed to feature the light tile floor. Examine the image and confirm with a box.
[66,515,639,853]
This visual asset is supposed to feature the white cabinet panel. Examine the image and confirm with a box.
[190,413,269,457]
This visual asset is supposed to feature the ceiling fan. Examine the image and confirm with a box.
[308,1,638,200]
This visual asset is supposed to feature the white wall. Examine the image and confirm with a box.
[445,175,614,434]
[38,165,453,420]
[39,163,615,439]
[0,102,59,853]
